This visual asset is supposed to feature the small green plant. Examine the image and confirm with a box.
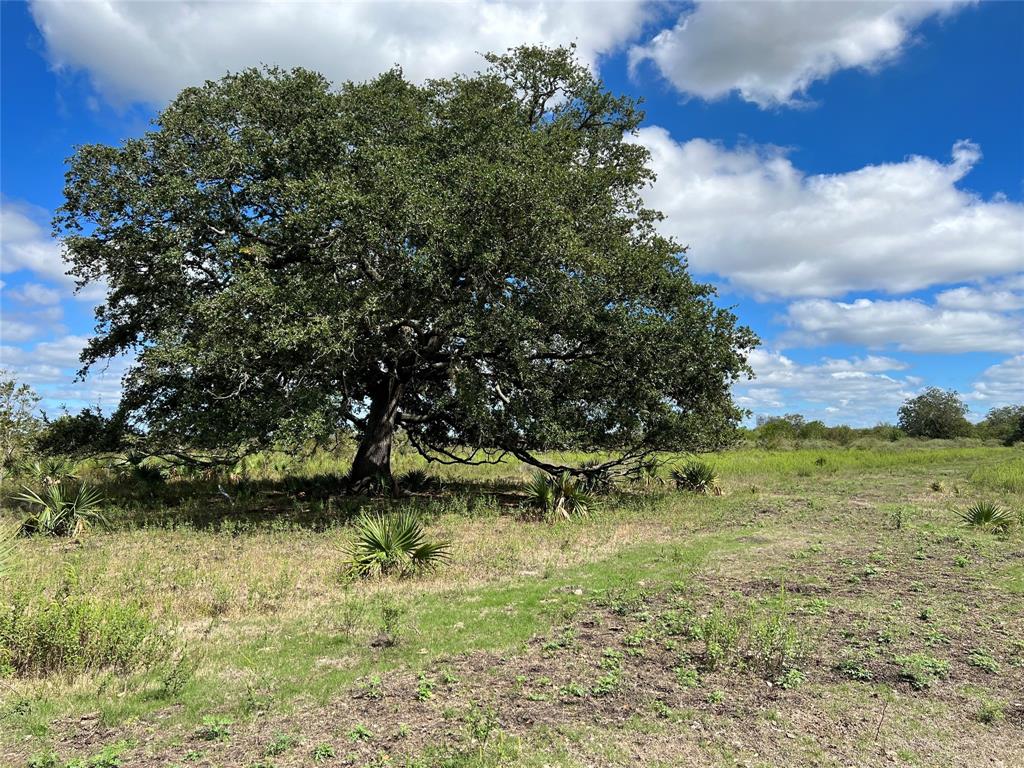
[930,480,944,492]
[360,674,384,700]
[15,481,106,537]
[674,663,700,688]
[265,732,299,757]
[957,500,1014,532]
[895,653,950,690]
[560,681,586,697]
[311,743,336,763]
[416,672,435,701]
[347,511,450,578]
[967,648,1000,674]
[348,723,373,742]
[64,740,132,768]
[779,668,805,689]
[197,716,233,742]
[977,698,1005,725]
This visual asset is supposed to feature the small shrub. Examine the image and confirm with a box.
[0,593,166,677]
[347,511,450,578]
[671,460,721,495]
[524,472,593,520]
[397,469,440,494]
[15,481,106,537]
[957,501,1014,532]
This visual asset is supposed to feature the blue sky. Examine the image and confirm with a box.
[1,0,1022,426]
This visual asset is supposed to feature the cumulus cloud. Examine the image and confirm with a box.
[1,335,126,410]
[967,355,1024,409]
[630,0,969,107]
[1,200,105,300]
[781,297,1024,353]
[29,0,651,105]
[5,282,63,305]
[634,128,1024,297]
[736,349,919,425]
[0,201,67,285]
[935,282,1024,311]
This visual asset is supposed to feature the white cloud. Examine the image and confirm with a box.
[1,320,41,343]
[634,128,1024,297]
[0,201,67,285]
[1,200,105,300]
[29,0,651,105]
[736,349,919,425]
[781,297,1024,353]
[935,282,1024,311]
[967,355,1024,409]
[0,335,126,410]
[5,282,63,305]
[630,1,969,107]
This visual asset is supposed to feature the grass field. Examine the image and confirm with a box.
[1,443,1022,767]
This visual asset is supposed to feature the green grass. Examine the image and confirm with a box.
[1,443,1021,766]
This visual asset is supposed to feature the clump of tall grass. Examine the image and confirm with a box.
[347,511,450,578]
[0,591,167,677]
[0,523,17,581]
[671,460,722,495]
[524,472,593,520]
[957,501,1015,532]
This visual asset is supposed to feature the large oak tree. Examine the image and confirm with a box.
[57,45,757,489]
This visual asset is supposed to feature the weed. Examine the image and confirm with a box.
[348,724,372,742]
[967,648,1000,674]
[264,732,299,757]
[675,663,700,688]
[895,654,950,690]
[197,716,232,742]
[416,672,435,701]
[977,698,1005,725]
[311,743,336,763]
[779,668,805,689]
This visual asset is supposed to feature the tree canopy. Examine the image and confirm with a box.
[57,45,757,487]
[897,388,971,439]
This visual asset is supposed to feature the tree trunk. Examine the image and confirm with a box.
[349,378,403,493]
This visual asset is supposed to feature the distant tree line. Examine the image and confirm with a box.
[746,388,1024,448]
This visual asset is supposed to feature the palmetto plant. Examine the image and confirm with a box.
[525,472,593,520]
[15,481,106,537]
[957,501,1015,532]
[398,469,440,494]
[19,456,79,486]
[671,460,722,495]
[347,511,450,578]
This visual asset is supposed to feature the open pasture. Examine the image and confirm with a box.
[1,443,1022,767]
